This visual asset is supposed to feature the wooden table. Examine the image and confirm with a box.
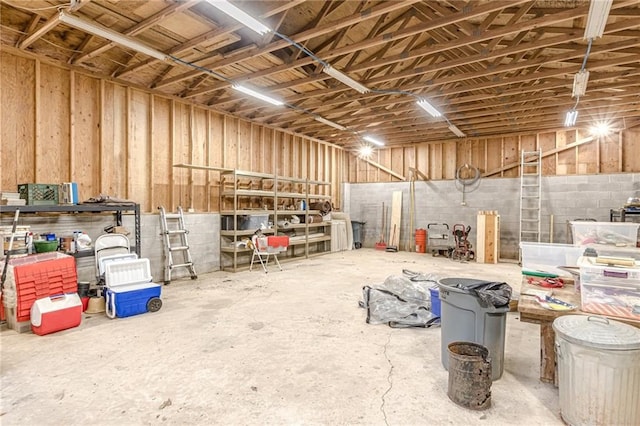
[517,281,640,385]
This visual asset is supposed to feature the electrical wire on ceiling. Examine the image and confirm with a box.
[564,0,612,128]
[565,38,593,127]
[271,31,466,141]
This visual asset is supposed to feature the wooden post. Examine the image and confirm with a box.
[476,211,499,263]
[540,322,557,384]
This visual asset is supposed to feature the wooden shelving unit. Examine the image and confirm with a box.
[219,170,332,272]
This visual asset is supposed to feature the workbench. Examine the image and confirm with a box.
[609,207,640,223]
[518,280,640,385]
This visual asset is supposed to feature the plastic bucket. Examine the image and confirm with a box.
[429,287,441,317]
[415,228,427,253]
[77,281,90,298]
[447,341,492,410]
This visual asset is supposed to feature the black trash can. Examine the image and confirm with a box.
[351,221,365,249]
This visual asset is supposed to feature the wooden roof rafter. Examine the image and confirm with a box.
[2,0,639,147]
[175,0,519,101]
[190,2,610,117]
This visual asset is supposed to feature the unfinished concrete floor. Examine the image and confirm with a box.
[1,249,562,425]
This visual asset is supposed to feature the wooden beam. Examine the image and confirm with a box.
[206,112,212,212]
[149,94,155,212]
[482,136,595,177]
[69,70,75,180]
[408,167,428,181]
[357,155,406,181]
[18,14,60,50]
[73,0,199,64]
[171,0,423,97]
[16,15,41,48]
[186,0,531,100]
[172,163,234,173]
[125,86,131,199]
[34,59,40,182]
[170,99,176,210]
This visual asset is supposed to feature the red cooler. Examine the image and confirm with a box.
[30,293,82,336]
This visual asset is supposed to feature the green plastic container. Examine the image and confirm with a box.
[34,240,59,253]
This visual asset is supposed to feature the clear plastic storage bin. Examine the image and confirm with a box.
[578,256,640,321]
[570,221,639,248]
[519,242,584,277]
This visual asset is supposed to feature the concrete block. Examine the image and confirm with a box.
[609,174,633,183]
[5,307,32,334]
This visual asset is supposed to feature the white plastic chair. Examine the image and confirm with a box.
[249,235,288,273]
[94,234,136,285]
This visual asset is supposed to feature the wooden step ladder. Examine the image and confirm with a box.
[158,206,197,285]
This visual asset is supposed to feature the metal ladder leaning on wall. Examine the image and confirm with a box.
[519,150,542,248]
[158,206,197,285]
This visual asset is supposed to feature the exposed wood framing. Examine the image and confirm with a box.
[358,155,406,181]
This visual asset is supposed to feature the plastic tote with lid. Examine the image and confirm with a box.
[553,315,640,426]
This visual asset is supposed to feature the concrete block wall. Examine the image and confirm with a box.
[3,173,636,277]
[344,173,639,259]
[1,211,220,284]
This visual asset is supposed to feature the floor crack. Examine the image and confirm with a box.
[380,332,393,426]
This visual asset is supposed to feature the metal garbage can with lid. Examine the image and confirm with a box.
[553,315,640,426]
[438,278,511,381]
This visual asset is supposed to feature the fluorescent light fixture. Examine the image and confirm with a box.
[417,99,442,118]
[363,135,384,146]
[584,0,613,40]
[448,124,466,138]
[572,70,590,98]
[206,0,271,35]
[232,84,283,106]
[58,11,167,61]
[564,109,578,127]
[314,116,346,131]
[323,65,370,94]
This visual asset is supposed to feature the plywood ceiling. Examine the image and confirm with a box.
[2,0,639,148]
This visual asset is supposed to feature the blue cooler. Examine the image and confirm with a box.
[104,258,162,318]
